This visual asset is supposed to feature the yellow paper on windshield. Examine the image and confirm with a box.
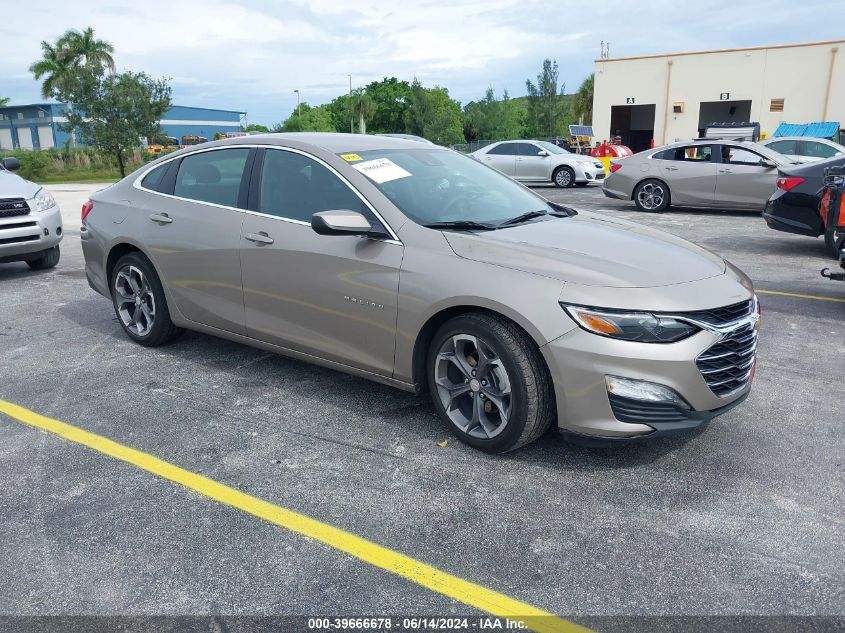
[340,153,363,162]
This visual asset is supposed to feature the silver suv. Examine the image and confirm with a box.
[0,157,63,269]
[81,134,758,453]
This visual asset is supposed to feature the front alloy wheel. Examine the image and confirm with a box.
[634,179,670,212]
[434,334,512,439]
[114,265,156,336]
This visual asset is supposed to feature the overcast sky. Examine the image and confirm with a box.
[1,0,841,126]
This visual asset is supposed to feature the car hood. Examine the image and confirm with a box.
[443,211,727,288]
[0,170,40,199]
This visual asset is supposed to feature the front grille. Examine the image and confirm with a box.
[696,322,757,397]
[0,234,39,246]
[0,198,31,218]
[685,299,754,327]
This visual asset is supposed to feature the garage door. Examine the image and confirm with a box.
[17,127,34,150]
[37,125,55,149]
[0,128,12,150]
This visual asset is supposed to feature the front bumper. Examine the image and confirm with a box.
[574,163,607,183]
[0,205,63,263]
[540,325,753,440]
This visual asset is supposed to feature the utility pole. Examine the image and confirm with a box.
[294,89,301,125]
[348,74,353,134]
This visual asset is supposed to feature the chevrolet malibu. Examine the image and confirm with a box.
[81,133,759,453]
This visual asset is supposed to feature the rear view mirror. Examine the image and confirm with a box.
[1,157,21,172]
[311,210,373,236]
[760,159,777,169]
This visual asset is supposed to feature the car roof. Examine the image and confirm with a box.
[175,132,437,155]
[762,136,837,143]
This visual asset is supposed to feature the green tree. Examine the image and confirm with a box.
[462,88,527,142]
[61,68,171,177]
[348,88,376,134]
[29,27,114,99]
[407,80,465,146]
[364,77,412,133]
[325,94,352,133]
[525,59,568,137]
[0,97,8,107]
[572,73,594,124]
[29,41,75,99]
[277,103,335,132]
[61,27,115,73]
[243,123,270,133]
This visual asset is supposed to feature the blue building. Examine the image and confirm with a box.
[0,103,245,150]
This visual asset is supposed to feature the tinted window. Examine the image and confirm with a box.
[663,145,713,162]
[767,140,798,155]
[516,143,544,156]
[141,163,169,192]
[535,140,570,154]
[174,149,250,207]
[721,146,765,166]
[487,143,518,156]
[804,141,840,159]
[259,150,366,223]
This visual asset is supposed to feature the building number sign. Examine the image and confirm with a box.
[720,93,730,100]
[626,97,635,104]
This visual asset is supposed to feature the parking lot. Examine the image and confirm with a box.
[1,183,843,631]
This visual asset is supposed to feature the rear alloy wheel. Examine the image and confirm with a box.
[26,246,60,270]
[428,313,555,453]
[824,227,844,258]
[634,179,671,212]
[553,166,575,188]
[111,252,183,346]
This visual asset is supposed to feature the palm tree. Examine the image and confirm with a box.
[348,88,376,134]
[61,27,115,73]
[29,41,75,99]
[0,97,8,107]
[573,73,594,125]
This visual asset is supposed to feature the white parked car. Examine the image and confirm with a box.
[760,136,845,163]
[0,157,63,269]
[471,140,605,188]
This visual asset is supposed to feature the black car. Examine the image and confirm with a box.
[763,154,845,257]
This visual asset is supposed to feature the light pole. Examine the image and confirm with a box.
[294,89,301,127]
[348,74,353,134]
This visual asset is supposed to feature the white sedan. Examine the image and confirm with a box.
[760,136,845,163]
[471,140,605,188]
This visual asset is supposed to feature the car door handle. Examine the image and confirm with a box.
[718,169,732,173]
[149,213,173,224]
[245,231,274,245]
[665,166,679,171]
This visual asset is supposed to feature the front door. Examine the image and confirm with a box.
[239,148,402,377]
[715,145,778,209]
[514,142,550,181]
[657,144,717,206]
[141,147,251,334]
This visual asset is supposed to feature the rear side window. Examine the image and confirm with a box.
[258,149,366,223]
[174,149,250,207]
[141,163,170,192]
[663,145,713,162]
[766,140,798,156]
[487,143,518,156]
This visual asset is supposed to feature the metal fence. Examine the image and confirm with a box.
[451,140,497,154]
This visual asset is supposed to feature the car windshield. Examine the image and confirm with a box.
[535,141,570,154]
[342,148,552,227]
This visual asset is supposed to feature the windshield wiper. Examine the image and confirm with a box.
[423,220,497,231]
[498,210,549,227]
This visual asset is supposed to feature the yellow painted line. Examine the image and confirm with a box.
[757,289,845,303]
[0,399,589,633]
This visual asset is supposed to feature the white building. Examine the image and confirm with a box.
[592,39,844,152]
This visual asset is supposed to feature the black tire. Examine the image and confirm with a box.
[575,182,590,187]
[26,246,60,270]
[553,166,575,188]
[427,312,555,453]
[110,252,183,347]
[633,179,671,212]
[823,227,844,259]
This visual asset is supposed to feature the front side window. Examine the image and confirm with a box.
[721,146,766,166]
[258,149,366,223]
[342,148,552,226]
[663,145,713,162]
[767,140,798,156]
[174,149,250,207]
[803,141,840,159]
[534,140,570,154]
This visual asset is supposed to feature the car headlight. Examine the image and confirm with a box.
[30,188,57,212]
[562,304,699,343]
[575,160,592,166]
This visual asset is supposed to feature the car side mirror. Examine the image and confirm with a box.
[1,157,21,172]
[760,159,777,169]
[537,150,550,157]
[311,210,374,237]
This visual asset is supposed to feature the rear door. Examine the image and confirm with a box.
[514,142,550,181]
[656,144,717,206]
[140,147,252,334]
[715,145,779,209]
[480,142,518,177]
[239,147,402,376]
